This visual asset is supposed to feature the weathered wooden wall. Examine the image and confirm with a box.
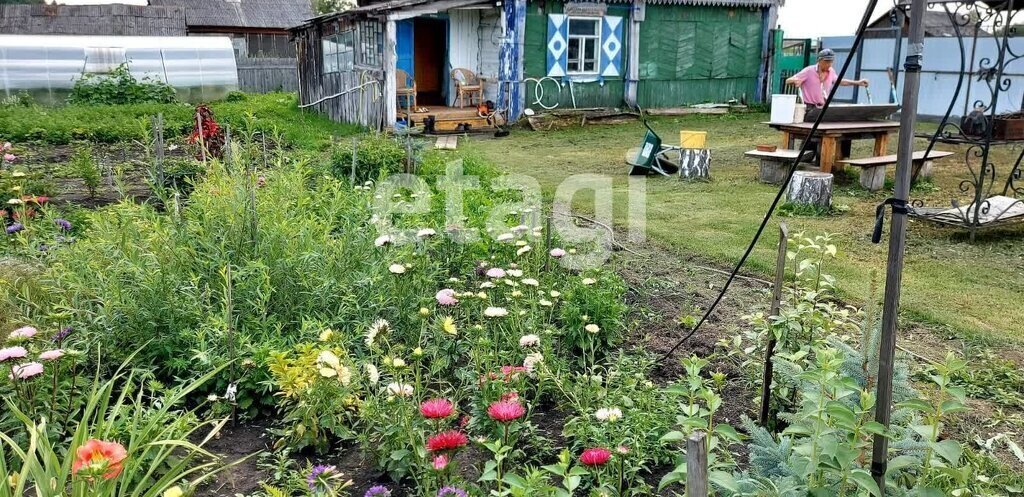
[294,17,387,130]
[238,57,299,93]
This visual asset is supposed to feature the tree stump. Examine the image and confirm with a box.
[678,149,711,180]
[858,166,886,192]
[787,171,833,208]
[759,159,789,185]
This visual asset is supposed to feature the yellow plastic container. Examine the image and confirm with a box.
[679,130,707,149]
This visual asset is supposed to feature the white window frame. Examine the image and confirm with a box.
[322,30,355,74]
[566,16,601,75]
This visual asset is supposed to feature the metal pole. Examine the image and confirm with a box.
[870,0,926,490]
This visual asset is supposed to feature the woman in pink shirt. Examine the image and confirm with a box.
[786,49,869,108]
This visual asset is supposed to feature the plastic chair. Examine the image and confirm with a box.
[451,68,482,108]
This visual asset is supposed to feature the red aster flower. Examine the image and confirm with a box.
[580,447,612,466]
[420,398,455,419]
[487,400,526,422]
[426,430,468,452]
[500,392,519,403]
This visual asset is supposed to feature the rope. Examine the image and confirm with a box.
[656,0,881,363]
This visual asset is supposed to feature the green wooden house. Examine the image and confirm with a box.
[526,0,779,111]
[290,0,780,129]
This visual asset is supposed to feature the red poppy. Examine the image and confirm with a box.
[487,400,526,422]
[420,398,455,419]
[426,430,468,452]
[72,439,128,480]
[580,448,612,466]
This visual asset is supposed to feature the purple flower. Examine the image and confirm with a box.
[6,223,23,235]
[365,485,392,497]
[55,218,72,231]
[437,487,468,497]
[52,326,72,343]
[307,464,335,490]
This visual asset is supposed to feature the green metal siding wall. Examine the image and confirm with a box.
[523,1,764,109]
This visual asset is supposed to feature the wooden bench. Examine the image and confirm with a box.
[745,149,814,185]
[840,150,954,191]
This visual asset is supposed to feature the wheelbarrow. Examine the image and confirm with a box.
[625,121,681,177]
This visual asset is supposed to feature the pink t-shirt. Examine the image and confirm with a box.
[791,65,837,107]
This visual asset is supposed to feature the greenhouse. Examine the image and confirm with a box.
[0,34,238,104]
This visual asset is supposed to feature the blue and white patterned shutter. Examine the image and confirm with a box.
[600,15,623,77]
[547,14,568,77]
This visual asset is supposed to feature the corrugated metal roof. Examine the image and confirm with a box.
[151,0,313,30]
[0,4,187,36]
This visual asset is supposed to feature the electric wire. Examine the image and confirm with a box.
[656,0,882,363]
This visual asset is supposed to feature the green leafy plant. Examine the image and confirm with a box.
[68,64,176,106]
[67,147,102,199]
[0,359,234,497]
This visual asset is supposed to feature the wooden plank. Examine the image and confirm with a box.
[819,136,837,173]
[686,432,709,497]
[841,150,954,167]
[744,149,807,160]
[766,120,902,133]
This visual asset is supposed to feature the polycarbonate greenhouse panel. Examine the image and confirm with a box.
[0,34,238,104]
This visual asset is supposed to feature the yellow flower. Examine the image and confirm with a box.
[419,307,430,317]
[319,329,334,342]
[442,316,458,336]
[392,358,407,368]
[585,324,601,334]
[317,351,353,385]
[413,347,423,357]
[163,486,184,497]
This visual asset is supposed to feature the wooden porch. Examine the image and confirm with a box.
[399,105,504,133]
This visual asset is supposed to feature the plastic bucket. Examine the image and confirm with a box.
[679,130,707,149]
[770,94,798,124]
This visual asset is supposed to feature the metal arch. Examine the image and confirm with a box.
[908,0,1024,238]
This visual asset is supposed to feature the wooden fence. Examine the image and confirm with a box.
[237,57,298,93]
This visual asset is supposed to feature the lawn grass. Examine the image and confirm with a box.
[464,112,1024,345]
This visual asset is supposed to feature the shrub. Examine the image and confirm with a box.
[328,134,407,184]
[67,147,102,199]
[68,64,176,106]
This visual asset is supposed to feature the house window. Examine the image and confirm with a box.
[322,30,354,74]
[357,20,383,67]
[566,17,600,74]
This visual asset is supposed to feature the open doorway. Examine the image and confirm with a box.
[413,17,447,106]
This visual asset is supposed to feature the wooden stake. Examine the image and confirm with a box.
[350,137,358,185]
[686,431,709,497]
[759,222,788,427]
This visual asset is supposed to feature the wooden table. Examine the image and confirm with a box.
[766,121,901,174]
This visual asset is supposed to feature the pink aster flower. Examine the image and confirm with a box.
[9,326,37,339]
[487,399,526,423]
[39,349,64,361]
[485,267,506,278]
[2,142,11,151]
[420,398,455,419]
[0,346,28,362]
[3,153,15,162]
[432,454,449,471]
[549,248,566,258]
[9,362,44,379]
[579,447,612,466]
[435,289,459,306]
